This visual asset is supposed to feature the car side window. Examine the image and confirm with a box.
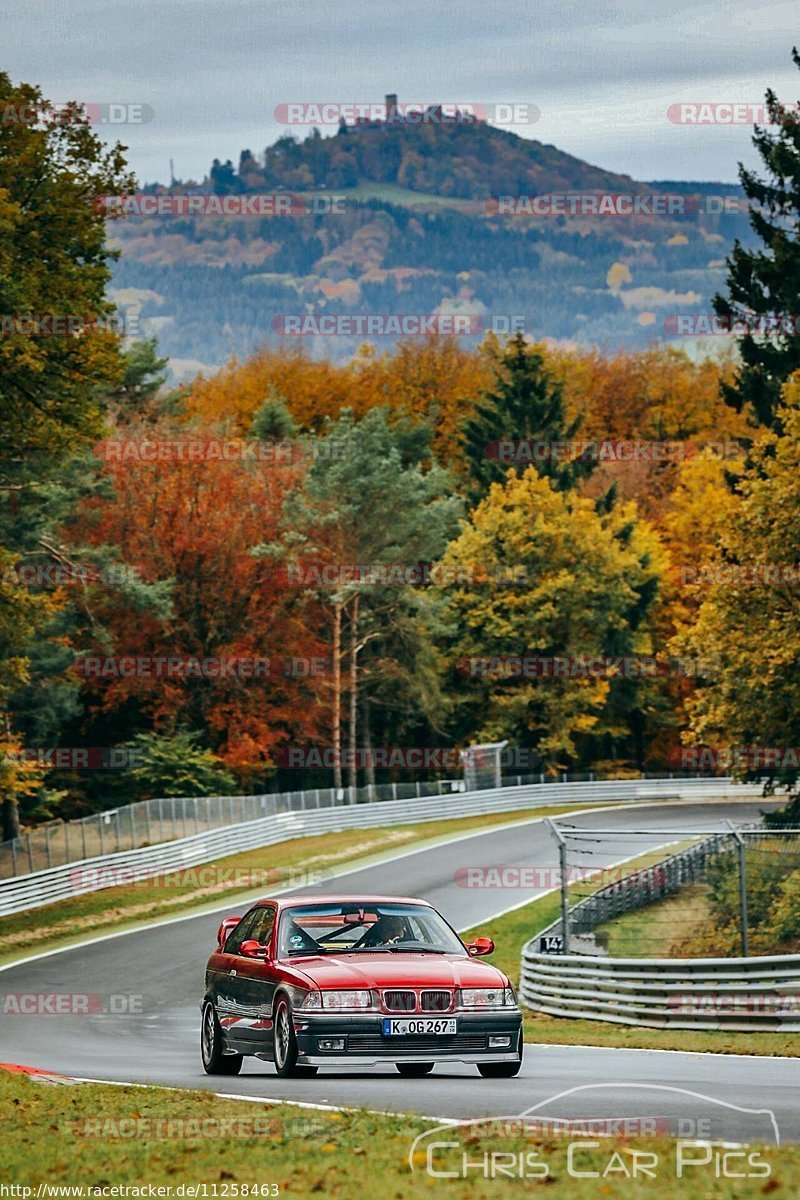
[224,910,258,955]
[249,906,276,951]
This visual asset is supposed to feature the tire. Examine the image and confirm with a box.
[201,1000,243,1075]
[273,996,318,1078]
[396,1063,434,1077]
[477,1031,523,1078]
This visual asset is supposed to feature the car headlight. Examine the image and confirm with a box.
[303,989,374,1010]
[460,986,515,1009]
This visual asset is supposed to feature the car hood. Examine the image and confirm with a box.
[286,953,508,990]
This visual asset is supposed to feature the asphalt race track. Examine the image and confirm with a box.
[1,799,797,1144]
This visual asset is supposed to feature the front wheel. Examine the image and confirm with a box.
[273,997,318,1078]
[477,1032,523,1078]
[201,1001,243,1075]
[396,1062,434,1077]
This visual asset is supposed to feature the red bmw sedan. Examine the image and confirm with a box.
[201,895,523,1078]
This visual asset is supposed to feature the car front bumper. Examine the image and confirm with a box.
[292,1009,523,1066]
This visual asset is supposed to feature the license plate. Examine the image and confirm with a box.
[382,1018,457,1036]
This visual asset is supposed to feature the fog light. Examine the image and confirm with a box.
[318,1037,345,1052]
[488,1036,511,1048]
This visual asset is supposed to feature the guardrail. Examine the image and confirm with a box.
[0,775,755,917]
[519,826,800,1031]
[519,948,800,1031]
[0,768,720,880]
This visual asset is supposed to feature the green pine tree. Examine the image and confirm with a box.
[713,48,800,430]
[461,334,592,503]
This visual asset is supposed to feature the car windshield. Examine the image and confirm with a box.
[277,902,467,957]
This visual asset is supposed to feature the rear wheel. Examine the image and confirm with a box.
[201,1001,243,1075]
[273,997,318,1078]
[396,1062,434,1077]
[477,1032,523,1078]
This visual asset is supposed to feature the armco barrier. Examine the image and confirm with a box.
[0,776,755,917]
[519,823,800,1031]
[519,947,800,1031]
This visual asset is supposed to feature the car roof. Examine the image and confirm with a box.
[253,895,434,909]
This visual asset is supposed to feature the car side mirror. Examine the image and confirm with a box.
[467,936,495,957]
[217,915,243,950]
[239,939,269,960]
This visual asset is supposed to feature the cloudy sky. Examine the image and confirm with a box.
[5,0,799,185]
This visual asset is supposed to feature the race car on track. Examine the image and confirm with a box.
[201,894,523,1078]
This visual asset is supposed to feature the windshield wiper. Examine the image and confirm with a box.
[285,948,325,956]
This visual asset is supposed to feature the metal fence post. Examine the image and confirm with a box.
[737,831,750,957]
[726,821,749,957]
[545,819,570,954]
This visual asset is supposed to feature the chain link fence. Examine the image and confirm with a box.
[540,821,800,958]
[0,768,727,880]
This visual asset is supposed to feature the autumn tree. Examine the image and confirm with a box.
[674,375,800,813]
[439,467,666,770]
[72,422,326,783]
[0,74,133,837]
[255,408,461,792]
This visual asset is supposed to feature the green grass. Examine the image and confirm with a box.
[597,881,711,958]
[2,1070,794,1196]
[460,848,800,1057]
[0,802,619,966]
[307,180,482,212]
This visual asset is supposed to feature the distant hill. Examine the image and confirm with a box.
[232,113,641,200]
[110,113,753,373]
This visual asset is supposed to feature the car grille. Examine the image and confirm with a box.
[420,990,452,1012]
[348,1034,487,1053]
[383,990,416,1011]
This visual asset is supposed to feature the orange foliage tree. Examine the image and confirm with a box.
[69,423,328,777]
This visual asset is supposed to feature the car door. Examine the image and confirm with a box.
[213,909,259,1042]
[226,905,278,1051]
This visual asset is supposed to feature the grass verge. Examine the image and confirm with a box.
[0,802,615,966]
[2,1070,793,1196]
[460,847,799,1057]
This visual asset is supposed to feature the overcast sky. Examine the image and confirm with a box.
[5,0,799,185]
